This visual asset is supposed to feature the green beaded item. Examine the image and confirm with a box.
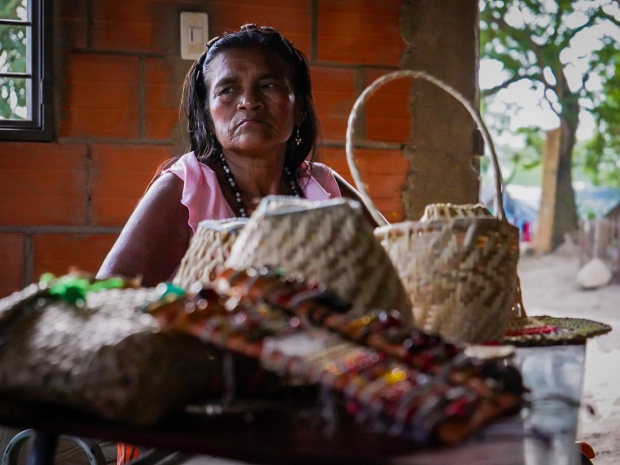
[504,316,612,347]
[41,274,127,307]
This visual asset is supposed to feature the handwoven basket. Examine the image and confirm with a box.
[346,70,525,344]
[225,196,414,323]
[173,219,248,290]
[0,285,220,425]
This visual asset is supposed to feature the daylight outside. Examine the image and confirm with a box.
[0,0,29,121]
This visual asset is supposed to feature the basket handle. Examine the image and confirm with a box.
[345,70,506,226]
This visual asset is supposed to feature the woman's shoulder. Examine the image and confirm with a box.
[301,161,342,200]
[166,152,216,181]
[165,152,235,229]
[305,161,333,173]
[303,161,339,182]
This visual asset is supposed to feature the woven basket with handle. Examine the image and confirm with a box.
[346,70,525,344]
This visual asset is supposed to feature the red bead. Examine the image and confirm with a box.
[445,397,473,418]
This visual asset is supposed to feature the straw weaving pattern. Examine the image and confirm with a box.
[226,197,413,323]
[375,218,521,344]
[0,287,219,425]
[173,219,247,290]
[420,203,492,221]
[505,315,612,346]
[346,70,525,344]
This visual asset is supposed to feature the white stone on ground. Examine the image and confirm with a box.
[577,258,612,289]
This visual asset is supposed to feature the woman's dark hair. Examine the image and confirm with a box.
[183,24,319,175]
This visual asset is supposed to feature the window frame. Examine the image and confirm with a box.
[0,0,52,141]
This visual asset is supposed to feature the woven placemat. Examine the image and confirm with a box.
[504,316,612,346]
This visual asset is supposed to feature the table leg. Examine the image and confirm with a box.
[26,432,58,465]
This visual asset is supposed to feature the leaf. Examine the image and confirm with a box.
[481,0,620,188]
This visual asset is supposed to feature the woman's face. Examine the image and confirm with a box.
[206,45,300,158]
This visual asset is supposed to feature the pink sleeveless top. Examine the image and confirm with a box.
[165,152,342,233]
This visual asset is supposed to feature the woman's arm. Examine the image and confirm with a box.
[333,172,387,229]
[97,173,193,287]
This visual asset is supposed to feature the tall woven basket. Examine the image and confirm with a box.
[346,70,525,344]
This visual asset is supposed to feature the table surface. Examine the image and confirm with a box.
[0,345,586,465]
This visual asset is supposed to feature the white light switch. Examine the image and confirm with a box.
[180,12,208,60]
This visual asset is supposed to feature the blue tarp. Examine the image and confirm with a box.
[481,183,620,238]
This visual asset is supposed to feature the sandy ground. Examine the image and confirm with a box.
[518,251,620,464]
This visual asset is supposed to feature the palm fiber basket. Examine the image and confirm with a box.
[346,70,525,344]
[225,196,414,324]
[0,282,220,425]
[173,218,248,290]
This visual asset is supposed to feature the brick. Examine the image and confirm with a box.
[320,147,408,221]
[33,234,119,278]
[145,59,184,140]
[210,0,312,57]
[58,0,87,48]
[318,0,404,65]
[365,70,413,143]
[92,0,174,53]
[0,143,88,226]
[60,54,140,139]
[310,67,357,141]
[91,144,173,226]
[58,0,87,20]
[0,233,24,298]
[60,18,88,49]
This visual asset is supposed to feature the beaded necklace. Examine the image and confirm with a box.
[217,150,302,218]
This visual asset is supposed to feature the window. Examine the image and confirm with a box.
[0,0,51,141]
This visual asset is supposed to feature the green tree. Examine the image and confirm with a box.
[480,0,620,249]
[0,0,28,120]
[582,48,620,187]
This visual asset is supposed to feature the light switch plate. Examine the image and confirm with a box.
[180,12,208,60]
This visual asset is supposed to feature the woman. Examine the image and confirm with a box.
[102,25,380,465]
[98,23,377,286]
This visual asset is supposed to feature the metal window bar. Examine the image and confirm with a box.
[0,0,52,140]
[0,19,33,26]
[0,72,33,78]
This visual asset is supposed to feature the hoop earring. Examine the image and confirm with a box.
[295,126,302,146]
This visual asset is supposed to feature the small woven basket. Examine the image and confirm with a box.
[346,70,525,344]
[173,219,248,290]
[225,196,414,323]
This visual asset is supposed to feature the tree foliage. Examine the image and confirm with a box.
[582,46,620,186]
[0,0,28,120]
[480,0,620,186]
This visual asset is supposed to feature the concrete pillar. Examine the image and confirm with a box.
[399,0,481,220]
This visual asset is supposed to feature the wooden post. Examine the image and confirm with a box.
[535,128,561,254]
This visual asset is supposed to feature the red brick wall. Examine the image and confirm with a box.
[0,0,410,297]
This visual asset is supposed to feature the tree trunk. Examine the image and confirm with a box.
[551,113,579,249]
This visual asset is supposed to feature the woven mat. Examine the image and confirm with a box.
[504,315,612,347]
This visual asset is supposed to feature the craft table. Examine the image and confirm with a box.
[0,345,586,465]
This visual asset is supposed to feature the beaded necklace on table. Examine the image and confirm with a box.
[217,150,303,218]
